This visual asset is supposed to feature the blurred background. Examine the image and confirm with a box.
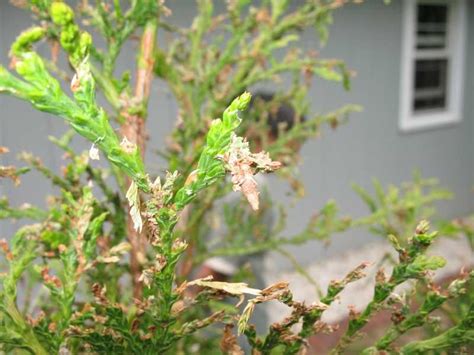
[1,0,473,328]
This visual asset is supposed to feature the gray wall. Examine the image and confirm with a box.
[278,0,474,267]
[1,1,473,271]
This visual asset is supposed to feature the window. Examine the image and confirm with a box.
[399,0,466,132]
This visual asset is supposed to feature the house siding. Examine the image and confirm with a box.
[274,0,474,267]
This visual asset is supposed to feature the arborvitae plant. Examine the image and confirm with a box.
[0,1,472,354]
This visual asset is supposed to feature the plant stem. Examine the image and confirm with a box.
[120,17,158,299]
[401,304,474,354]
[5,298,48,355]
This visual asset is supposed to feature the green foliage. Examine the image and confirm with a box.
[0,1,471,354]
[173,92,251,210]
[400,302,474,354]
[0,197,46,221]
[335,221,448,352]
[353,172,453,242]
[1,22,149,192]
[366,272,473,353]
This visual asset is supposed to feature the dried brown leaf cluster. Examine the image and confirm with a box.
[0,146,22,186]
[222,134,281,210]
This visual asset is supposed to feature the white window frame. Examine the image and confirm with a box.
[399,0,466,132]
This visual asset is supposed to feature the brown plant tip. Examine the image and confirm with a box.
[130,318,140,333]
[261,281,290,297]
[92,314,108,324]
[27,311,46,327]
[344,261,370,283]
[0,239,13,260]
[48,322,57,332]
[175,281,189,295]
[91,283,108,305]
[171,300,187,317]
[313,320,339,334]
[280,330,303,344]
[348,304,360,319]
[240,170,260,210]
[391,310,406,325]
[310,301,330,311]
[223,134,282,211]
[220,324,244,355]
[8,56,17,70]
[0,165,22,186]
[41,267,62,288]
[415,220,430,235]
[376,268,387,284]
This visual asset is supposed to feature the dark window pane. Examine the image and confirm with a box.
[416,4,448,49]
[413,59,448,111]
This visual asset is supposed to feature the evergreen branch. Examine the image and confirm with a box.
[0,198,46,221]
[364,271,473,353]
[0,6,150,192]
[401,302,474,354]
[332,221,447,353]
[1,225,47,355]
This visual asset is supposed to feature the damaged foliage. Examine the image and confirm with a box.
[0,1,472,354]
